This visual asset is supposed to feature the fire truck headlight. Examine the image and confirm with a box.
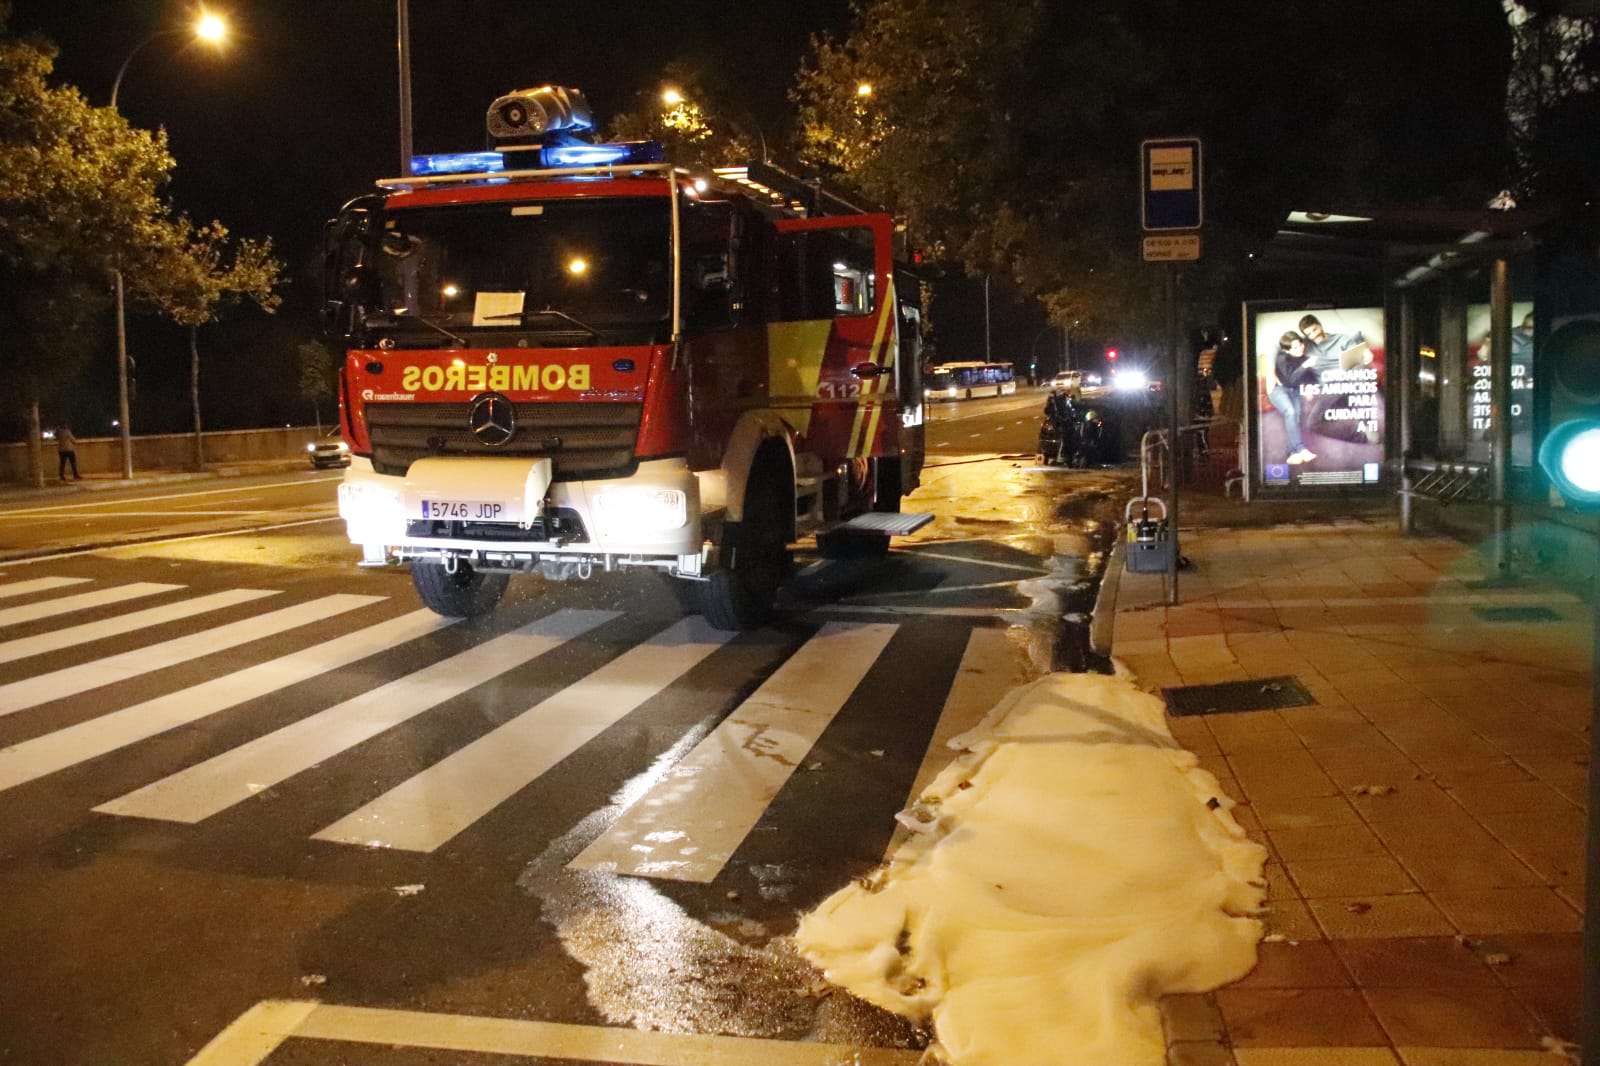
[338,479,406,540]
[593,487,687,533]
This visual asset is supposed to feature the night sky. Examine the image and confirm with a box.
[4,0,885,432]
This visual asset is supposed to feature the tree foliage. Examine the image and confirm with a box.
[0,10,176,406]
[795,0,1515,341]
[606,61,762,166]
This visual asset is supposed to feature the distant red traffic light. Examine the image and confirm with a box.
[1106,349,1118,360]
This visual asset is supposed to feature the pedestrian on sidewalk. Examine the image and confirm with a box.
[55,423,81,481]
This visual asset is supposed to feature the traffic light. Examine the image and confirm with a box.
[1106,348,1118,361]
[1537,317,1600,510]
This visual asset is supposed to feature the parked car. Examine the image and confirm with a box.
[1048,369,1083,396]
[307,429,350,469]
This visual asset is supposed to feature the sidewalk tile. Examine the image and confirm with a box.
[1393,844,1545,892]
[1253,795,1363,831]
[1331,937,1498,988]
[1424,759,1536,791]
[1162,993,1226,1043]
[1170,1040,1237,1066]
[1369,816,1502,854]
[1215,988,1387,1046]
[1231,940,1351,989]
[1286,858,1417,898]
[1347,781,1462,824]
[1267,824,1388,862]
[1230,751,1340,801]
[1397,1049,1574,1065]
[1476,932,1582,987]
[1362,987,1542,1048]
[1234,1050,1398,1066]
[1508,983,1579,1042]
[1307,894,1455,939]
[1262,899,1323,941]
[1477,809,1584,850]
[1504,845,1582,893]
[1428,888,1581,934]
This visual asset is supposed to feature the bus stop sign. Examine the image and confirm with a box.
[1141,138,1202,232]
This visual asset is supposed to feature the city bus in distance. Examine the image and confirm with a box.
[924,361,1017,401]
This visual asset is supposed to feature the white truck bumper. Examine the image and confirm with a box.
[338,455,706,573]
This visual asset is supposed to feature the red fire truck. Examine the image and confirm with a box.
[323,86,929,630]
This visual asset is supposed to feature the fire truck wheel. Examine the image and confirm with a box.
[411,558,509,618]
[697,480,789,631]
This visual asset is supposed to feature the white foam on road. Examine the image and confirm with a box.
[794,670,1266,1066]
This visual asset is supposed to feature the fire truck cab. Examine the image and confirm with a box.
[323,86,928,630]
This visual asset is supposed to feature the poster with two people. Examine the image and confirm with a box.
[1252,305,1386,489]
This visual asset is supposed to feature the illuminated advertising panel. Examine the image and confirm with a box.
[1466,301,1535,466]
[1252,305,1386,490]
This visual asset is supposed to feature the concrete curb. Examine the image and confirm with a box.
[1090,540,1124,658]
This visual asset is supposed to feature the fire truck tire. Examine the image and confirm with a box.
[697,478,789,631]
[411,559,509,618]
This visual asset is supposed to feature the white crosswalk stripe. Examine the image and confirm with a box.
[0,609,450,793]
[0,576,92,600]
[0,593,379,717]
[0,587,280,668]
[0,582,185,629]
[97,608,621,825]
[568,621,899,882]
[0,574,1005,877]
[312,614,735,852]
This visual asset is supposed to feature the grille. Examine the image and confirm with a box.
[366,402,641,480]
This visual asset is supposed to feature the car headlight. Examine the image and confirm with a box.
[306,443,317,453]
[1114,369,1148,391]
[592,487,687,532]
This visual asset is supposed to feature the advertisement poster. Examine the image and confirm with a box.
[1466,301,1535,466]
[1253,306,1386,489]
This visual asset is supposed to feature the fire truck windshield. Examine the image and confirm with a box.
[367,197,671,345]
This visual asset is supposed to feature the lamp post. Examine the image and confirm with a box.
[107,11,227,479]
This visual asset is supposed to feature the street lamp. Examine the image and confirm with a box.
[660,85,768,163]
[107,10,229,479]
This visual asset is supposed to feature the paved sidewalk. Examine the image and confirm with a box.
[1106,502,1591,1065]
[0,458,312,503]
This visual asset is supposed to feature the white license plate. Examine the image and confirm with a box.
[420,500,510,522]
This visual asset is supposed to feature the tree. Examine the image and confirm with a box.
[143,219,284,467]
[606,62,761,166]
[1505,0,1600,206]
[794,0,1513,345]
[296,338,336,431]
[0,10,178,484]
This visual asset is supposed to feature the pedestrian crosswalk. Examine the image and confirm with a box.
[0,571,1015,885]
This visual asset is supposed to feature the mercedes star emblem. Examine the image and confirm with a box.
[468,392,516,447]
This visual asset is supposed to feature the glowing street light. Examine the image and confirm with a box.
[856,82,874,97]
[661,88,684,107]
[107,10,231,478]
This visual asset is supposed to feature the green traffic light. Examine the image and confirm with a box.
[1539,419,1600,507]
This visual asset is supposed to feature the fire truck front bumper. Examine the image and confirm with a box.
[337,456,706,575]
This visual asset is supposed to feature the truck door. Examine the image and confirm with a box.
[769,214,897,464]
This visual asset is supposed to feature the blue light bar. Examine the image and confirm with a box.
[410,151,506,176]
[540,140,665,168]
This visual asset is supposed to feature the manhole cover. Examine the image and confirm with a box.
[1472,605,1561,623]
[1163,676,1317,717]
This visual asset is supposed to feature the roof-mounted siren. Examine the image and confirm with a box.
[486,86,595,146]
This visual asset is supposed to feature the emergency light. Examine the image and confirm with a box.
[410,151,507,177]
[540,140,665,168]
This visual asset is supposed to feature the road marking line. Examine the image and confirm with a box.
[0,576,91,599]
[0,510,274,519]
[0,592,380,717]
[0,582,184,628]
[0,477,341,516]
[0,610,449,793]
[183,999,318,1066]
[569,621,897,882]
[1,516,345,566]
[885,626,1025,858]
[313,615,733,852]
[183,1000,923,1066]
[0,588,282,671]
[900,550,1048,574]
[98,608,620,824]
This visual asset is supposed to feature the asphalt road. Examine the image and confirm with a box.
[0,395,1130,1066]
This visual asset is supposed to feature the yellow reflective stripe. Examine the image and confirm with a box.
[766,320,832,438]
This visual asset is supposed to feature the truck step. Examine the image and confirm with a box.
[836,512,934,537]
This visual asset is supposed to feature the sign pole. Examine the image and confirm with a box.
[1166,263,1180,605]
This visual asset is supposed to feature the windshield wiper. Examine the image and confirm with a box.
[482,308,601,340]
